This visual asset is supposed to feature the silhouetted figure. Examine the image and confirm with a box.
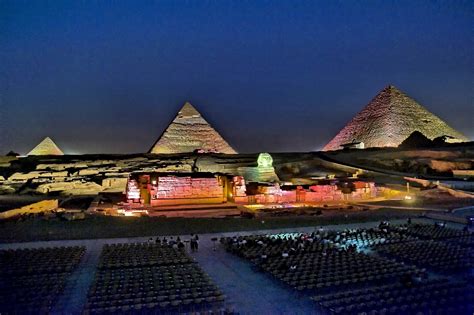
[194,234,199,251]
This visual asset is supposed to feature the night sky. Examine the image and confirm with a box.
[1,1,472,154]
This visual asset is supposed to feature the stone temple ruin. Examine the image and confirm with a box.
[149,102,237,154]
[323,85,468,151]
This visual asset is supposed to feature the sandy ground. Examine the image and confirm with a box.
[0,208,425,243]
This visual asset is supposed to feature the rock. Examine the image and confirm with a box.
[0,185,16,194]
[36,163,88,170]
[399,131,433,149]
[36,181,103,195]
[78,169,100,176]
[9,172,42,181]
[102,177,128,193]
[38,171,69,178]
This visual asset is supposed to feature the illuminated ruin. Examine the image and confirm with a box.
[126,172,246,205]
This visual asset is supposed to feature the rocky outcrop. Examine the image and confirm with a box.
[101,178,128,193]
[36,181,103,195]
[1,145,472,196]
[323,85,468,151]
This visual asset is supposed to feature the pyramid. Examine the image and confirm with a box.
[149,102,237,154]
[27,137,64,156]
[323,85,468,151]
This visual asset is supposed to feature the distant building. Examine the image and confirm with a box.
[27,137,64,156]
[148,102,236,154]
[341,141,365,150]
[323,85,468,151]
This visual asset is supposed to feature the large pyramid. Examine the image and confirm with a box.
[323,85,468,151]
[149,102,237,154]
[27,137,64,156]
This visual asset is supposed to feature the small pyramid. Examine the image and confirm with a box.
[323,85,468,151]
[149,102,237,154]
[27,137,64,156]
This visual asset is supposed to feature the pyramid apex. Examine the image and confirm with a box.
[178,102,201,117]
[382,84,401,93]
[149,102,236,154]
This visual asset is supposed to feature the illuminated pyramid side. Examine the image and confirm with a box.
[149,102,237,154]
[27,137,64,156]
[323,85,468,151]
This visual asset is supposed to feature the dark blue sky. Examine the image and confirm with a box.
[1,1,472,154]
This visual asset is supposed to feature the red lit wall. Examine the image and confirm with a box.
[154,176,223,199]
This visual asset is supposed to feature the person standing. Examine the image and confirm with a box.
[194,234,199,252]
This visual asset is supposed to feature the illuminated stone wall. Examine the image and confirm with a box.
[245,183,377,204]
[154,176,224,199]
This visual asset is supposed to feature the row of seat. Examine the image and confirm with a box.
[400,223,471,240]
[84,242,233,315]
[0,246,84,275]
[260,250,418,292]
[312,279,473,315]
[375,240,473,273]
[222,224,473,314]
[223,233,419,294]
[323,227,418,250]
[0,246,85,314]
[98,243,192,269]
[447,234,474,248]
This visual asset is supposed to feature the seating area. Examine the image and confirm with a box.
[323,226,418,250]
[261,249,417,292]
[0,246,85,314]
[1,222,472,314]
[450,234,474,248]
[84,243,232,314]
[222,223,474,314]
[311,278,473,315]
[222,233,419,293]
[374,240,473,273]
[400,223,471,240]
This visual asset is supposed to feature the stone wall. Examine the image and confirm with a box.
[154,176,223,200]
[101,178,128,193]
[241,183,377,204]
